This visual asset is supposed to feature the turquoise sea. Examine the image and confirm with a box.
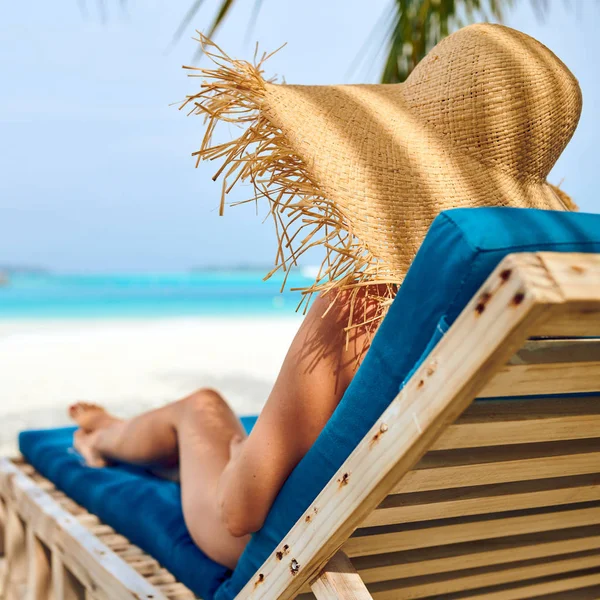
[0,270,316,319]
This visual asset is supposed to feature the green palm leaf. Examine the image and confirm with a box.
[175,0,553,82]
[172,0,263,60]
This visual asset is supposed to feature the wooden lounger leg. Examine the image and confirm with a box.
[3,505,27,600]
[51,554,86,600]
[26,528,52,600]
[0,495,5,591]
[0,495,5,557]
[310,551,373,600]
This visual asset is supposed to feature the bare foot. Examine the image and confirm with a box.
[68,402,121,468]
[73,428,109,468]
[68,402,120,433]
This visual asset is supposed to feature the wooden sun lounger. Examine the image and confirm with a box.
[2,251,600,600]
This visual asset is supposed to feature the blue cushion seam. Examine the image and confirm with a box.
[440,212,481,252]
[437,214,483,321]
[445,252,484,326]
[442,212,600,253]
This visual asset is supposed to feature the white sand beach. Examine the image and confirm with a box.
[0,316,303,457]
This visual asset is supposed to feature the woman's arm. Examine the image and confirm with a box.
[216,291,378,537]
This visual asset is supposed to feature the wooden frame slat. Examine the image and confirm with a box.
[480,362,600,398]
[367,551,600,599]
[423,436,600,464]
[344,505,600,557]
[458,395,600,420]
[532,585,600,600]
[508,339,600,364]
[392,440,600,494]
[367,475,600,527]
[437,415,600,450]
[353,526,600,584]
[479,339,600,398]
[235,252,600,598]
[440,569,600,600]
[391,448,600,494]
[433,395,600,450]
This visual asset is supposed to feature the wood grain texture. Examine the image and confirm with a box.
[0,494,5,558]
[433,395,600,449]
[0,458,169,600]
[391,447,600,493]
[367,551,600,599]
[366,475,600,527]
[52,552,86,600]
[507,339,600,364]
[534,252,600,337]
[353,526,600,584]
[344,505,600,557]
[480,338,600,397]
[310,552,372,600]
[439,570,600,600]
[3,502,27,600]
[480,362,600,397]
[26,527,52,600]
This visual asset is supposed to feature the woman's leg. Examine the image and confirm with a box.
[69,389,250,568]
[68,288,384,567]
[70,400,180,468]
[175,389,251,567]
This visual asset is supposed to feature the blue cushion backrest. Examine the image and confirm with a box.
[216,207,600,600]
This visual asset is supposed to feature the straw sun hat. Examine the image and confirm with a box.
[181,23,582,324]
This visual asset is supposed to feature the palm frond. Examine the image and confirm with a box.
[206,0,236,38]
[346,2,398,81]
[244,0,265,45]
[376,0,553,83]
[174,0,556,78]
[172,0,263,62]
[191,0,237,61]
[169,0,208,49]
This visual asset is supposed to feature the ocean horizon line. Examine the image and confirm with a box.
[0,269,316,319]
[0,265,321,276]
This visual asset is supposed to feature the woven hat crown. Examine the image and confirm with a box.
[403,24,582,181]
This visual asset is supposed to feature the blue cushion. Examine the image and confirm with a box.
[217,207,600,600]
[19,415,258,600]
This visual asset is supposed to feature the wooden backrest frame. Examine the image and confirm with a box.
[235,252,600,600]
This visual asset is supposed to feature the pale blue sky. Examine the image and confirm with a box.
[1,1,598,271]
